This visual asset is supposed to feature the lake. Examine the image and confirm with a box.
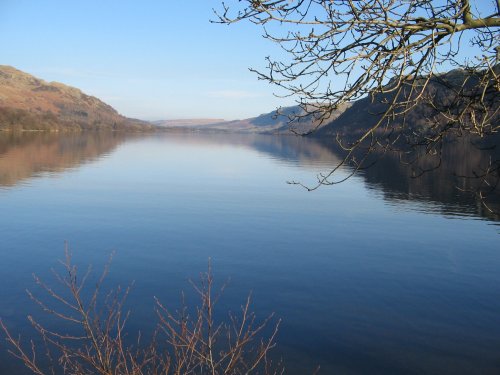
[0,131,499,374]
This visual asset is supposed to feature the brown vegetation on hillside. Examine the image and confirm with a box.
[0,65,154,131]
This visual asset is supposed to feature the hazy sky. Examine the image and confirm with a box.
[0,0,295,120]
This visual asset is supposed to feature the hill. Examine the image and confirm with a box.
[156,103,352,134]
[0,65,155,131]
[153,119,225,128]
[317,68,499,139]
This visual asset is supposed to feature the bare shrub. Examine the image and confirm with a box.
[1,248,282,375]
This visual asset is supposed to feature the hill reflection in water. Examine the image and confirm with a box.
[0,130,499,375]
[351,135,500,222]
[0,131,498,223]
[0,132,134,187]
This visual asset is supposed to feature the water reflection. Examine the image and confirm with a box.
[150,132,343,167]
[0,131,499,375]
[0,132,132,187]
[150,132,500,222]
[350,135,500,221]
[0,131,498,222]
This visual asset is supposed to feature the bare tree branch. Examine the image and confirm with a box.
[214,0,500,211]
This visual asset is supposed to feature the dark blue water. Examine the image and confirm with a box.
[0,132,499,374]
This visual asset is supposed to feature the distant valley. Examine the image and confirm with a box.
[153,119,225,128]
[1,65,497,140]
[153,69,498,138]
[156,103,352,134]
[0,65,353,134]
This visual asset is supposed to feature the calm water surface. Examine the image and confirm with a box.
[0,131,499,374]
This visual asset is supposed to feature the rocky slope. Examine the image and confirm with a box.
[0,65,154,131]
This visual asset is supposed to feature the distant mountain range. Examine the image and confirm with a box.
[0,65,154,131]
[156,68,498,137]
[153,119,226,128]
[157,103,352,134]
[1,65,497,137]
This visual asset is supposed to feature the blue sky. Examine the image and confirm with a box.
[1,1,494,121]
[0,1,294,120]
